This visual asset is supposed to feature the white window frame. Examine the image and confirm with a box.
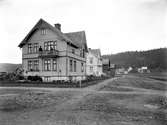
[81,62,84,72]
[34,43,38,53]
[70,59,73,72]
[74,60,77,72]
[28,60,33,71]
[41,28,47,35]
[44,59,51,71]
[52,59,57,71]
[28,43,33,53]
[34,60,39,71]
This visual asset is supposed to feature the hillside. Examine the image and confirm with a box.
[102,48,167,71]
[0,63,22,72]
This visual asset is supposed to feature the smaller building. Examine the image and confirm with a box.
[127,66,133,72]
[138,66,150,73]
[115,67,126,75]
[102,58,115,76]
[86,49,103,76]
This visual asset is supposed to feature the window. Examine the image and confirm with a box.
[82,49,85,58]
[80,49,82,57]
[44,59,51,71]
[41,29,47,35]
[28,43,39,54]
[90,57,93,64]
[27,60,39,71]
[47,41,52,51]
[70,60,73,72]
[72,49,75,54]
[28,60,33,71]
[81,63,84,72]
[52,59,57,71]
[80,49,85,58]
[74,61,77,72]
[44,42,47,50]
[50,41,57,50]
[28,44,33,53]
[44,76,50,82]
[90,66,93,72]
[34,43,38,53]
[34,60,39,71]
[44,41,57,51]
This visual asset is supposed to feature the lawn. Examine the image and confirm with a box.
[133,72,167,81]
[0,74,166,125]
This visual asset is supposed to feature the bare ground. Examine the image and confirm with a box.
[0,75,167,125]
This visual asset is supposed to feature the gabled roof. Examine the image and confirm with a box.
[89,49,101,57]
[18,18,79,48]
[65,31,88,52]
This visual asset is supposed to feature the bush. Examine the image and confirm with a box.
[27,75,42,82]
[16,75,24,80]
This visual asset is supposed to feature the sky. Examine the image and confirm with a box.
[0,0,167,63]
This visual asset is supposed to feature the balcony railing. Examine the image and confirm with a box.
[38,50,59,58]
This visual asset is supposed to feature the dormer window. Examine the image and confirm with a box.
[41,28,47,35]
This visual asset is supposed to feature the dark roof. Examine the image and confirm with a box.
[65,31,88,52]
[18,19,81,48]
[89,49,101,57]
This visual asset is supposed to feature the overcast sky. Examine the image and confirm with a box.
[0,0,167,63]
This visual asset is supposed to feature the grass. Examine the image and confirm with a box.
[73,92,167,125]
[145,95,167,109]
[108,76,167,91]
[133,72,167,81]
[99,85,134,91]
[0,90,76,112]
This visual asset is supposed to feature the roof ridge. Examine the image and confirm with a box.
[18,18,79,48]
[65,30,85,34]
[18,19,87,51]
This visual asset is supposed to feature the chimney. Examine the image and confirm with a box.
[54,23,61,31]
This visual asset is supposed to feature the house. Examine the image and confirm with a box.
[102,58,111,76]
[127,66,133,72]
[115,67,126,75]
[110,63,116,76]
[102,58,116,76]
[86,49,103,76]
[138,66,150,73]
[18,19,88,82]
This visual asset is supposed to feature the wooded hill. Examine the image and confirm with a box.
[102,48,167,71]
[0,63,22,72]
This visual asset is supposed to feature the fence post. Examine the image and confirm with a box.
[80,80,82,88]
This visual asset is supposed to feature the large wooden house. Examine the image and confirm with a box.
[18,19,88,82]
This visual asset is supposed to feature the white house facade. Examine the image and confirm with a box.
[86,49,103,76]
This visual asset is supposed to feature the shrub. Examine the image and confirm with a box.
[27,76,32,81]
[16,75,24,80]
[27,75,42,82]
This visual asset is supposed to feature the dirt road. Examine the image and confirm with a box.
[0,75,167,125]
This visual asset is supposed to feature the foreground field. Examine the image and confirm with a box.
[0,75,167,125]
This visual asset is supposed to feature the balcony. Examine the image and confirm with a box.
[38,50,59,58]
